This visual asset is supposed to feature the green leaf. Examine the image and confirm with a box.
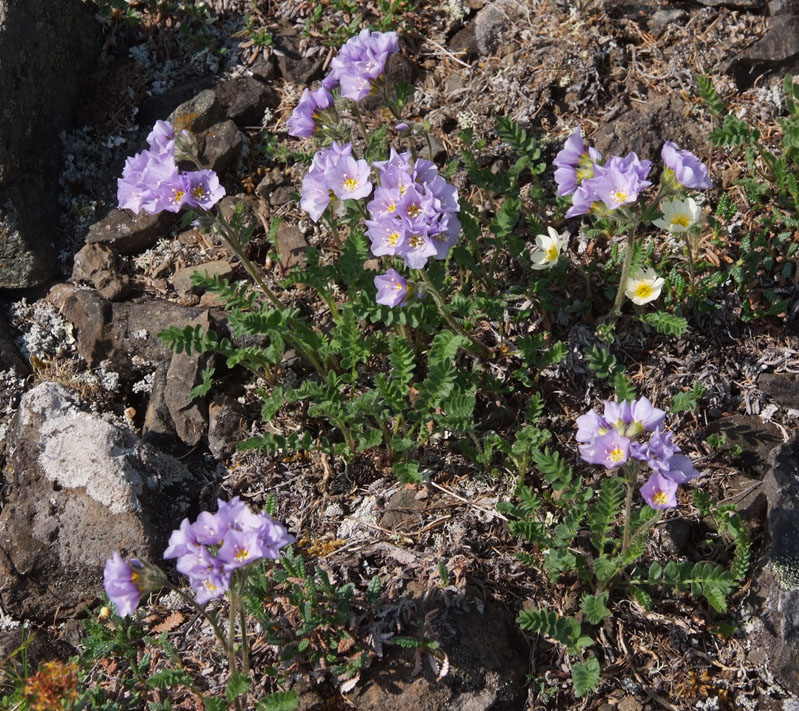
[203,698,227,711]
[190,364,215,400]
[394,461,422,484]
[226,672,251,702]
[572,657,601,698]
[517,608,589,655]
[612,372,636,402]
[255,691,300,711]
[585,345,618,380]
[580,592,611,625]
[639,311,688,337]
[695,74,726,117]
[146,669,195,689]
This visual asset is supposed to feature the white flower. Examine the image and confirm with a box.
[652,197,701,233]
[624,268,664,305]
[530,227,568,270]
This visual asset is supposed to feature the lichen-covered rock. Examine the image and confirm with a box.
[0,0,101,288]
[0,382,202,621]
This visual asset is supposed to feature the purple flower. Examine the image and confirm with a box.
[217,529,266,569]
[287,87,334,137]
[163,518,199,560]
[299,142,356,222]
[553,129,603,197]
[326,155,373,200]
[183,170,226,210]
[590,155,652,211]
[579,430,631,469]
[327,29,399,101]
[191,567,232,604]
[630,429,679,471]
[366,217,406,256]
[575,409,610,443]
[629,397,666,434]
[661,141,711,189]
[640,471,678,509]
[147,120,175,153]
[374,269,408,307]
[103,552,145,616]
[661,453,700,485]
[565,182,599,218]
[395,122,409,132]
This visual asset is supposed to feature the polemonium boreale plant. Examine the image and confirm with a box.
[104,498,294,711]
[554,128,712,321]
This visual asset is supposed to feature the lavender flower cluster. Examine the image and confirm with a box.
[288,29,399,137]
[554,129,711,218]
[117,120,225,215]
[103,498,294,614]
[300,141,372,222]
[576,398,700,509]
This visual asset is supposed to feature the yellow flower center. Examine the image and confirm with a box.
[409,234,424,248]
[192,185,207,200]
[608,447,625,463]
[635,283,653,299]
[400,185,407,195]
[613,191,628,205]
[387,203,396,212]
[545,244,559,262]
[388,231,400,246]
[671,214,691,227]
[172,189,185,203]
[653,491,668,505]
[395,282,405,292]
[343,177,358,192]
[406,204,421,218]
[234,548,250,562]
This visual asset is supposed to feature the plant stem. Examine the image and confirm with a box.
[323,215,343,249]
[350,101,369,143]
[620,462,639,554]
[416,271,493,359]
[609,226,638,321]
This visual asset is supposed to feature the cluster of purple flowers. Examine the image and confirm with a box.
[287,30,399,137]
[554,129,711,219]
[366,149,460,270]
[103,498,294,614]
[117,120,225,215]
[576,397,700,510]
[300,141,372,222]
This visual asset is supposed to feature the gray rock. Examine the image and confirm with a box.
[768,0,799,14]
[268,185,296,206]
[142,361,178,450]
[696,0,763,8]
[86,209,174,255]
[275,223,307,270]
[164,311,219,446]
[473,0,512,56]
[0,382,199,620]
[647,9,688,37]
[250,55,277,82]
[348,592,529,711]
[171,259,234,297]
[746,437,799,695]
[419,134,447,163]
[273,26,324,84]
[449,23,478,62]
[725,16,799,89]
[207,394,247,460]
[592,94,708,166]
[200,119,243,174]
[0,0,101,288]
[138,77,216,128]
[214,76,279,127]
[759,372,799,409]
[72,243,130,301]
[703,415,783,478]
[0,308,28,375]
[167,89,225,135]
[59,287,114,366]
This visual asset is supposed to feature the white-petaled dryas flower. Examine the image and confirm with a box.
[624,268,664,305]
[652,197,701,233]
[530,227,568,270]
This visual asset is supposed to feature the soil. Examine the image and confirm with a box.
[2,0,799,709]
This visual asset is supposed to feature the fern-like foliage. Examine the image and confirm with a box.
[531,447,574,492]
[648,560,737,612]
[255,691,300,711]
[580,592,611,625]
[331,305,370,374]
[639,311,688,337]
[585,345,619,379]
[572,657,602,698]
[587,478,624,554]
[695,74,726,117]
[709,114,760,147]
[517,608,593,655]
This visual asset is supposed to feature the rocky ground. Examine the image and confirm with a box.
[2,0,799,709]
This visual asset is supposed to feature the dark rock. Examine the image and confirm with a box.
[0,0,101,288]
[72,243,130,301]
[0,309,28,375]
[703,415,783,478]
[200,120,243,173]
[768,0,799,15]
[207,394,247,460]
[59,288,114,366]
[449,23,478,62]
[142,361,178,450]
[746,437,799,695]
[647,9,688,37]
[419,135,447,162]
[214,76,279,127]
[168,89,226,135]
[724,16,799,90]
[273,26,325,84]
[250,55,278,82]
[473,0,512,56]
[696,0,763,8]
[380,488,426,531]
[592,94,707,166]
[86,209,174,255]
[171,259,234,297]
[138,77,216,127]
[269,185,296,206]
[363,53,418,112]
[760,372,799,410]
[164,311,219,446]
[348,593,529,711]
[275,223,307,270]
[0,382,199,621]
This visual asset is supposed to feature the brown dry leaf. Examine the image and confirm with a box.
[152,611,185,634]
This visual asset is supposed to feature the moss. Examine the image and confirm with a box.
[772,555,799,591]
